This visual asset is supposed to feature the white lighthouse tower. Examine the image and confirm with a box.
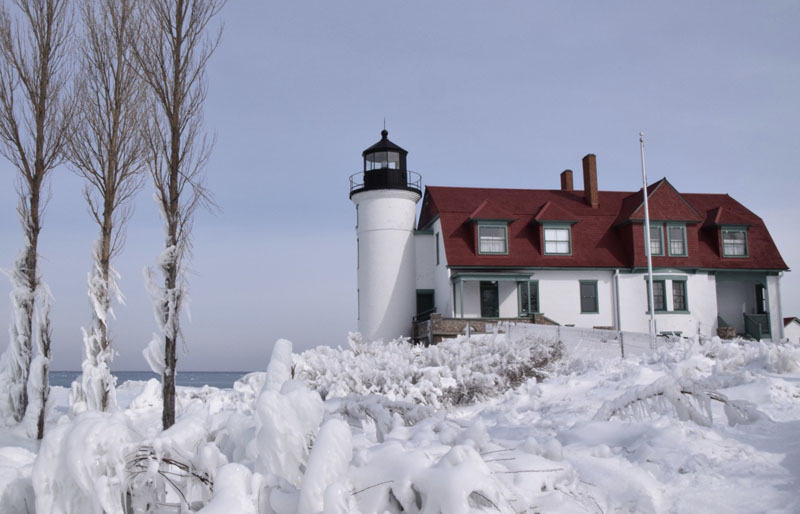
[349,130,422,342]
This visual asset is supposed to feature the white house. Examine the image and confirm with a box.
[785,317,800,344]
[350,131,790,343]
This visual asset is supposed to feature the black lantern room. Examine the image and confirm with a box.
[349,130,421,198]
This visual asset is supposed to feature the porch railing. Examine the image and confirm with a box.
[743,313,771,341]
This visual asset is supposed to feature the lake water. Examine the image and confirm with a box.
[49,371,251,389]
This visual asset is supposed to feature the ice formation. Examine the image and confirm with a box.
[1,332,799,513]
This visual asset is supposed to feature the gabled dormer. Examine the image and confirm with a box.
[703,206,753,258]
[534,201,578,256]
[468,200,516,255]
[617,178,703,262]
[627,178,703,223]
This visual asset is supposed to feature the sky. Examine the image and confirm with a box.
[0,1,798,371]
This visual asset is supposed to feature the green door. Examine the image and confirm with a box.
[480,281,499,318]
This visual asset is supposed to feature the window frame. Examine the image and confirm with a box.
[543,223,573,256]
[666,223,688,257]
[648,224,664,256]
[647,279,667,313]
[518,280,539,316]
[435,232,440,265]
[671,279,688,312]
[644,275,690,314]
[477,222,509,255]
[721,226,749,258]
[579,280,598,314]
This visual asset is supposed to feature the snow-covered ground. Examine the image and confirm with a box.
[1,329,799,513]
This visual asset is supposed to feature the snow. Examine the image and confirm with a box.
[2,332,800,513]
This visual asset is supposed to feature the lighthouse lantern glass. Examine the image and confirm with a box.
[366,151,400,171]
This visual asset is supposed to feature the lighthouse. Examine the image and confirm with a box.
[349,130,422,342]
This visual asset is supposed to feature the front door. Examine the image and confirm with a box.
[480,281,499,318]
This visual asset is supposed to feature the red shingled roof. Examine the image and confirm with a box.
[468,200,515,221]
[418,184,788,271]
[785,317,800,326]
[534,200,578,223]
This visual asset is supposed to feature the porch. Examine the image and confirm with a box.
[413,312,558,345]
[715,272,778,341]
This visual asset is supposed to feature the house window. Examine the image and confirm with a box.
[435,232,440,265]
[649,225,664,256]
[672,280,687,311]
[478,224,508,254]
[518,280,539,315]
[579,281,598,313]
[645,276,689,313]
[544,225,571,255]
[647,280,667,312]
[667,225,687,256]
[722,228,747,257]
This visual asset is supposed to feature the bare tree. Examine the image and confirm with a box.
[0,0,73,439]
[67,0,148,413]
[135,0,223,429]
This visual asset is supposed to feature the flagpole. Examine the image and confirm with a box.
[640,132,657,349]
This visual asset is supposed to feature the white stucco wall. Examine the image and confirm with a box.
[430,218,454,317]
[534,270,615,328]
[352,189,420,341]
[617,271,717,337]
[415,231,434,291]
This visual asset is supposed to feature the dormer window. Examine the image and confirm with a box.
[722,227,748,257]
[477,223,508,255]
[649,224,664,256]
[543,224,571,255]
[667,224,687,257]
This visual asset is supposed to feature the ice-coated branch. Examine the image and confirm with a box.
[0,250,34,424]
[594,376,761,427]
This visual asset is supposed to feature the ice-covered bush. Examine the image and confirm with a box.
[33,412,138,514]
[292,331,562,407]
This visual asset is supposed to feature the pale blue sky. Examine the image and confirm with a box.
[1,1,798,371]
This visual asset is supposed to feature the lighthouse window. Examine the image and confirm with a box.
[366,151,400,170]
[477,224,508,255]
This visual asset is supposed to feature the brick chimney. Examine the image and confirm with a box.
[582,154,598,208]
[560,170,573,191]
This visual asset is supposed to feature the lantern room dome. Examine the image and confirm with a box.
[349,129,421,198]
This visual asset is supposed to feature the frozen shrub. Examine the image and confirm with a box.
[293,331,562,407]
